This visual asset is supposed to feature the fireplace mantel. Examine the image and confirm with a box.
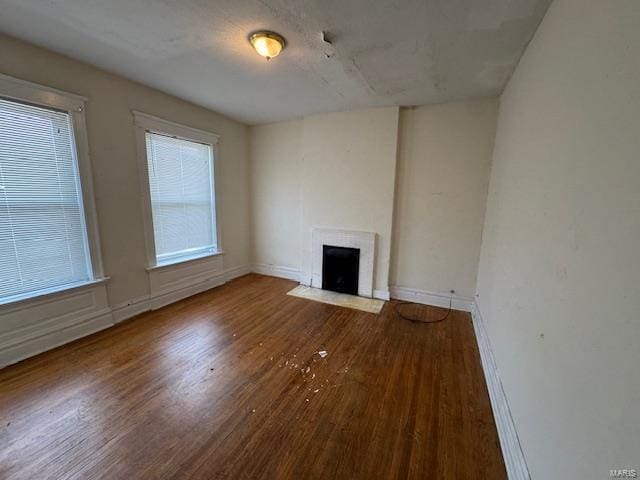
[310,228,375,298]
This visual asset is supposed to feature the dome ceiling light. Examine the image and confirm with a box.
[249,31,286,60]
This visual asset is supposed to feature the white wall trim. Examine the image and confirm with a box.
[132,110,223,268]
[132,111,220,145]
[1,261,249,369]
[148,253,224,307]
[0,73,106,280]
[252,263,389,301]
[389,286,473,312]
[373,289,390,301]
[310,228,376,298]
[224,264,252,282]
[253,263,303,282]
[111,264,252,324]
[111,295,152,324]
[149,273,225,310]
[0,282,113,368]
[471,301,530,480]
[0,312,113,369]
[0,73,87,111]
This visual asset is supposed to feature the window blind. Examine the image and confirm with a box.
[0,98,92,302]
[145,132,216,264]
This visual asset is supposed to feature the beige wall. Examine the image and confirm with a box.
[390,100,497,298]
[4,3,639,475]
[300,108,399,292]
[250,107,399,293]
[0,34,251,307]
[250,102,498,299]
[249,119,303,271]
[3,31,495,309]
[476,0,640,478]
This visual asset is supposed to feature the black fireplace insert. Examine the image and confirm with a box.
[322,245,360,295]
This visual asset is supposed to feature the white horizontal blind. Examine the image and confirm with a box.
[0,97,92,302]
[145,132,216,263]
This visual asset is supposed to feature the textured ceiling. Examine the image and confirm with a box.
[0,0,551,125]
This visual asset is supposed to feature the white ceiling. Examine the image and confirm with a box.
[0,0,551,125]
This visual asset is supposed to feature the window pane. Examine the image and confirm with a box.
[145,132,216,263]
[0,98,91,301]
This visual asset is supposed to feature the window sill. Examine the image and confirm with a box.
[146,250,224,272]
[0,278,110,309]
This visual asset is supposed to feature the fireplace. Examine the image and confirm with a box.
[322,245,360,295]
[309,228,375,298]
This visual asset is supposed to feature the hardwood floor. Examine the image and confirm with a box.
[0,274,506,479]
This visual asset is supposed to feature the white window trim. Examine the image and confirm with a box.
[146,249,224,272]
[0,73,107,303]
[132,111,223,269]
[0,278,108,308]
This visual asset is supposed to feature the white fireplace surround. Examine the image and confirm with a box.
[310,228,376,298]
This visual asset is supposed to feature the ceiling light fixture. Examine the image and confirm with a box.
[249,31,286,60]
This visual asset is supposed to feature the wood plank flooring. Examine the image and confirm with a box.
[0,274,506,479]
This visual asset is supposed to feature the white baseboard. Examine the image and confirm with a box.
[471,301,530,480]
[0,281,114,368]
[253,263,389,301]
[252,264,389,301]
[1,263,252,369]
[389,285,473,312]
[373,289,390,301]
[252,263,303,282]
[111,295,152,323]
[0,311,113,369]
[112,264,252,323]
[149,273,226,310]
[224,264,252,282]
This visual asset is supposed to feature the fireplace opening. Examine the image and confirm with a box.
[322,245,360,295]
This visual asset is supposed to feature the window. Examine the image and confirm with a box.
[0,76,102,304]
[145,132,217,263]
[134,112,220,268]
